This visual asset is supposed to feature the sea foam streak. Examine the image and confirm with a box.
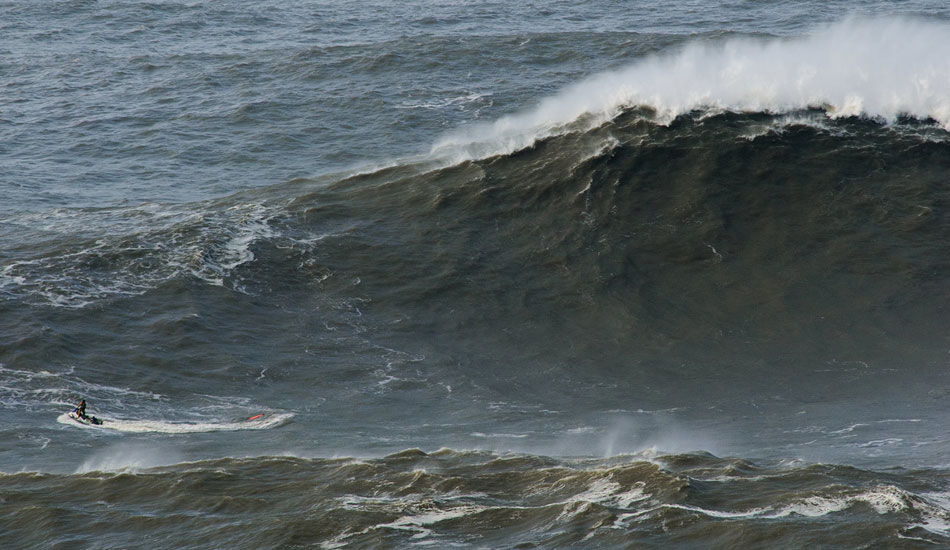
[0,202,275,308]
[57,412,293,433]
[433,17,950,161]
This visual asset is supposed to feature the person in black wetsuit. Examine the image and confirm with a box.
[74,399,87,418]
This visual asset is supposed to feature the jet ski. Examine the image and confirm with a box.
[68,411,104,425]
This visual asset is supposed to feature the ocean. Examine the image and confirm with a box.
[3,1,950,548]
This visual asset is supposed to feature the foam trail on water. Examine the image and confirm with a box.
[57,412,293,433]
[433,17,950,162]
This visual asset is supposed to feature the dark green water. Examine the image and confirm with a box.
[3,2,950,548]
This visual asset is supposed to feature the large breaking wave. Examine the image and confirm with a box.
[3,18,950,310]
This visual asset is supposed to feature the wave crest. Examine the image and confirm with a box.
[433,17,950,162]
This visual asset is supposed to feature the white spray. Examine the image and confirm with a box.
[432,17,950,162]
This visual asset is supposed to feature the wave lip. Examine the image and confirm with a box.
[433,17,950,162]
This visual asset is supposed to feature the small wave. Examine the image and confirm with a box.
[56,412,293,433]
[829,423,869,434]
[396,91,493,112]
[470,431,529,438]
[374,505,485,541]
[559,478,649,511]
[915,492,950,536]
[665,485,921,522]
[321,458,654,548]
[665,503,771,520]
[187,203,276,287]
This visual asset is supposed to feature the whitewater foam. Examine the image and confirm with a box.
[0,201,277,307]
[0,364,163,412]
[915,492,950,536]
[57,412,294,433]
[432,17,950,162]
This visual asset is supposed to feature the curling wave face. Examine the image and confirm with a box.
[6,105,950,432]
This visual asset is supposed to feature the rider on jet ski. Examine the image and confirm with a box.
[74,399,87,418]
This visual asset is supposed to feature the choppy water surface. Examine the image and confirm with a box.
[3,1,950,548]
